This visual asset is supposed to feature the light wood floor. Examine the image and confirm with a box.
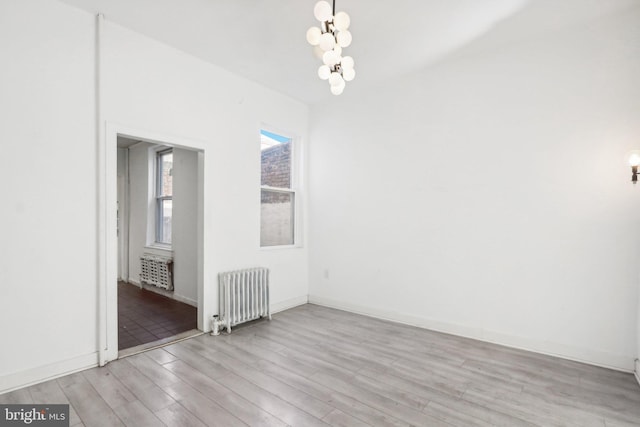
[2,304,640,426]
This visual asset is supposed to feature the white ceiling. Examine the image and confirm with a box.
[58,0,638,105]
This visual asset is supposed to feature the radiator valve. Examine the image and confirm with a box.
[211,315,222,336]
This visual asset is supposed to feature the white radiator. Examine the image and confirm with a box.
[140,254,173,290]
[218,267,271,333]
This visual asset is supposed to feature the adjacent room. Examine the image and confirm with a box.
[1,0,639,426]
[116,136,200,352]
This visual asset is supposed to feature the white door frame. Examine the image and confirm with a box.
[99,122,210,364]
[117,147,129,282]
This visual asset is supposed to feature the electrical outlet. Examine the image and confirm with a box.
[323,269,329,279]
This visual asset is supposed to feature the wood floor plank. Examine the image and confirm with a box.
[106,358,177,412]
[114,400,165,427]
[5,304,640,426]
[604,418,640,427]
[162,342,230,379]
[280,310,440,371]
[155,402,207,427]
[125,353,182,388]
[196,335,413,426]
[517,387,607,427]
[240,357,410,426]
[194,332,321,379]
[215,371,330,427]
[274,314,400,367]
[56,372,86,389]
[162,380,250,427]
[27,379,82,426]
[424,399,533,427]
[177,338,335,419]
[392,350,525,395]
[462,384,601,427]
[322,408,372,427]
[0,387,33,404]
[144,348,179,365]
[350,371,431,410]
[358,366,467,401]
[82,366,137,409]
[250,327,357,378]
[306,323,446,374]
[309,369,452,426]
[162,359,284,426]
[579,375,640,399]
[356,368,531,426]
[58,374,125,427]
[520,382,637,425]
[256,322,365,372]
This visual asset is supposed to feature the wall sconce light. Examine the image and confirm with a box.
[629,153,640,184]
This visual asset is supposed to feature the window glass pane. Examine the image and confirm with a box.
[260,190,294,246]
[159,199,172,244]
[159,152,173,197]
[261,130,291,189]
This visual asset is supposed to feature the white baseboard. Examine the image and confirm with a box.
[0,352,98,395]
[271,295,309,314]
[172,294,197,308]
[635,359,640,387]
[308,295,634,373]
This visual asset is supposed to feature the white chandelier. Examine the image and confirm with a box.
[306,0,355,95]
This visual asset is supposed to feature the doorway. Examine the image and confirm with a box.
[113,133,204,356]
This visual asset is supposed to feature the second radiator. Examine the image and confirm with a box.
[217,267,271,333]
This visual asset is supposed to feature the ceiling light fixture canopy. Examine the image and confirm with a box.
[306,0,355,95]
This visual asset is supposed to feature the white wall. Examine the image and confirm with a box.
[172,148,199,305]
[0,0,98,386]
[126,142,152,284]
[102,20,310,319]
[308,7,640,371]
[0,0,309,392]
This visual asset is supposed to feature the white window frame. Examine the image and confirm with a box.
[260,128,299,249]
[155,148,173,247]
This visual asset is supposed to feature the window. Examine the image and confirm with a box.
[156,149,173,245]
[260,129,295,247]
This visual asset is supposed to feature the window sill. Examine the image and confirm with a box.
[260,244,303,251]
[144,245,173,255]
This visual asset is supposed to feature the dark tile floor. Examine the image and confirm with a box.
[118,281,197,350]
